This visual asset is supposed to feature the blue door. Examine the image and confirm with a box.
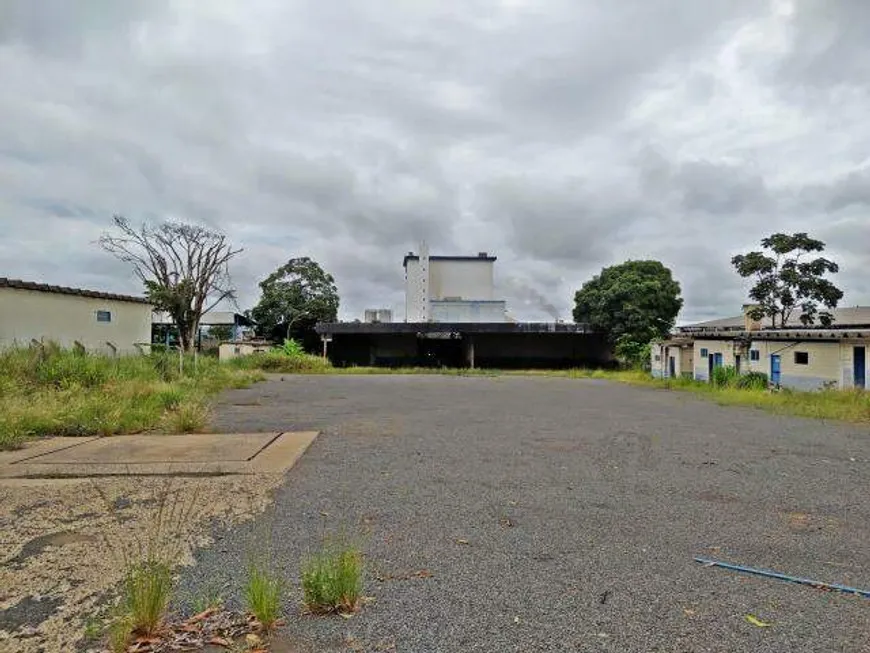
[855,347,866,389]
[770,354,781,386]
[713,353,723,368]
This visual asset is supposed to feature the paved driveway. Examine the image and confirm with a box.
[179,375,870,652]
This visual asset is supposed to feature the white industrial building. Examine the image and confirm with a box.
[317,247,613,368]
[0,278,153,355]
[403,245,506,323]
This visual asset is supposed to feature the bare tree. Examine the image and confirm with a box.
[100,215,242,353]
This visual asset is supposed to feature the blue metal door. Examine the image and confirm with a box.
[855,347,866,389]
[770,354,781,386]
[713,353,723,368]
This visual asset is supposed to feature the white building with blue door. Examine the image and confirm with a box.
[652,305,870,390]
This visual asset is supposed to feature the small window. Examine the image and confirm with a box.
[795,351,809,365]
[654,354,661,361]
[750,350,760,361]
[700,348,709,358]
[96,310,112,323]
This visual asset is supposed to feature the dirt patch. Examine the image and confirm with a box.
[0,473,286,653]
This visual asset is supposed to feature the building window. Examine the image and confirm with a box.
[96,310,112,323]
[700,348,708,358]
[750,350,760,361]
[795,351,809,365]
[654,354,661,361]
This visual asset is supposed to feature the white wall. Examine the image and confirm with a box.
[405,258,497,322]
[0,288,153,355]
[430,300,506,323]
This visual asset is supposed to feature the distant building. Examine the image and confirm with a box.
[403,245,506,323]
[316,248,612,369]
[364,308,393,323]
[0,278,153,355]
[651,305,870,390]
[152,311,255,348]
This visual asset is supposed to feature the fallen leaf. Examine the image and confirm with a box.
[513,616,520,624]
[456,539,470,545]
[683,608,696,616]
[745,614,771,628]
[340,612,354,619]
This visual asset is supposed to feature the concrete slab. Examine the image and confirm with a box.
[0,431,318,479]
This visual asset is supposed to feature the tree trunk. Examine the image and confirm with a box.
[180,322,198,354]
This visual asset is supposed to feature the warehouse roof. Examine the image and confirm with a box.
[681,306,870,332]
[0,278,151,304]
[316,321,592,335]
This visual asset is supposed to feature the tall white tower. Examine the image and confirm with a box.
[418,241,430,322]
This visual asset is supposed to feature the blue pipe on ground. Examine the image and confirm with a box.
[693,557,870,598]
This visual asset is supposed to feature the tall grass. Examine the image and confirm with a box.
[122,559,173,636]
[0,345,263,450]
[95,478,204,648]
[227,350,332,374]
[243,561,284,630]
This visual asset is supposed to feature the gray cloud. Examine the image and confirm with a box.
[1,0,869,323]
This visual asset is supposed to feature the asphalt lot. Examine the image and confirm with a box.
[178,374,870,652]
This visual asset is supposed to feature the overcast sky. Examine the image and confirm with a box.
[1,1,868,323]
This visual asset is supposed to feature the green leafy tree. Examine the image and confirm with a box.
[731,233,843,328]
[250,257,339,351]
[100,215,241,353]
[573,260,683,365]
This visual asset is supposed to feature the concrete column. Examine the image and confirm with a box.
[467,335,475,369]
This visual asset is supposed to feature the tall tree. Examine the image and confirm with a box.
[573,260,683,364]
[250,257,339,351]
[732,233,843,328]
[99,215,242,353]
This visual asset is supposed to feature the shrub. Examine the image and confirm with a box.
[243,562,284,630]
[711,365,740,388]
[229,350,332,374]
[302,545,363,615]
[280,338,306,356]
[736,371,768,390]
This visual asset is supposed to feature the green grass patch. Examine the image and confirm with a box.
[302,544,363,615]
[227,350,333,373]
[0,345,263,450]
[122,559,173,636]
[243,561,284,629]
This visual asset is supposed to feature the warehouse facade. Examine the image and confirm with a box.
[0,278,153,355]
[652,306,870,390]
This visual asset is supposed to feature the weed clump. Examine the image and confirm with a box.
[243,561,284,630]
[302,544,363,615]
[122,559,173,636]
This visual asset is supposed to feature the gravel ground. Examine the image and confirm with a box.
[177,374,870,652]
